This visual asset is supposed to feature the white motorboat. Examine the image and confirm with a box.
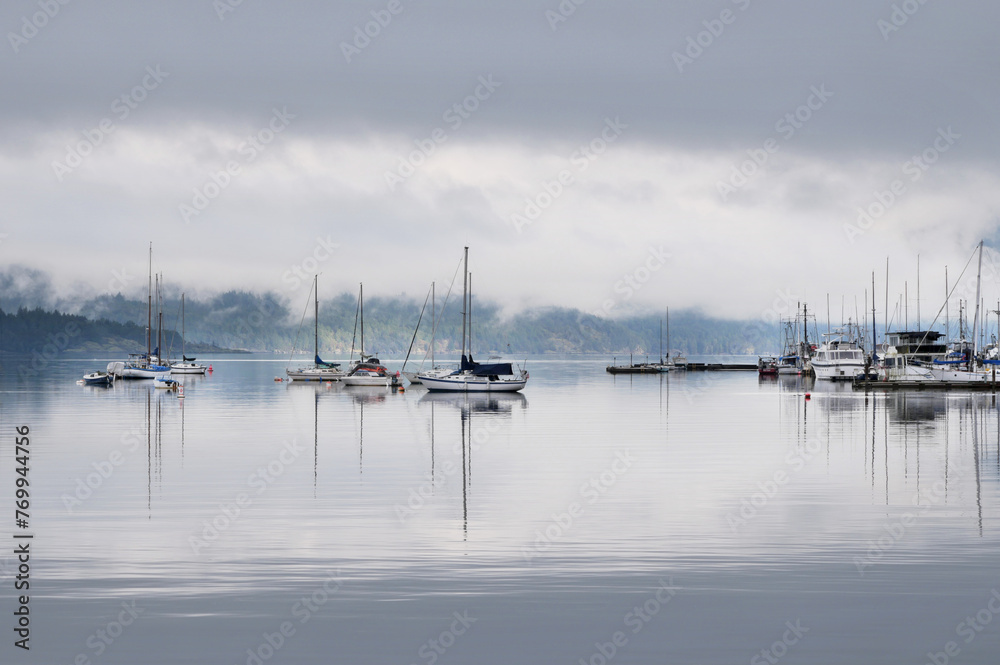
[811,332,867,381]
[83,362,124,386]
[341,360,395,387]
[154,374,180,390]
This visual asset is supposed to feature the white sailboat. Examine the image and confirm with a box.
[122,244,170,379]
[342,283,394,387]
[286,276,345,381]
[171,293,207,375]
[421,247,529,393]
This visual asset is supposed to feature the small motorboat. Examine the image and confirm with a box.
[154,374,180,390]
[82,362,124,386]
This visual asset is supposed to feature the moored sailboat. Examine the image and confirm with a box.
[286,276,345,381]
[421,247,529,393]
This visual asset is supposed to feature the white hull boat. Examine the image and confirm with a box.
[420,371,528,392]
[812,332,866,381]
[287,276,344,381]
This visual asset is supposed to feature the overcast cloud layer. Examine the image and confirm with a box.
[2,0,999,319]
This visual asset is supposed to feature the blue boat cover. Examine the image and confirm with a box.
[461,354,513,376]
[315,355,341,368]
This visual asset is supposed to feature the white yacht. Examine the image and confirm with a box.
[811,332,866,381]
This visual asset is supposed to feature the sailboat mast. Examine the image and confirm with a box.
[147,243,152,359]
[666,307,670,363]
[181,293,186,359]
[156,273,163,360]
[314,276,319,361]
[945,266,949,347]
[431,281,436,367]
[360,283,365,357]
[468,272,473,359]
[871,273,876,357]
[659,316,663,364]
[973,240,984,358]
[461,246,468,359]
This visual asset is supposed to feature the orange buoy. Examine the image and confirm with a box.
[805,393,811,400]
[274,377,282,382]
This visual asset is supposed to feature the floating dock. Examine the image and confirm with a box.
[680,363,757,371]
[853,379,1000,392]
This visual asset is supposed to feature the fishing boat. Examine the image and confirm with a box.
[421,248,529,393]
[171,294,207,375]
[811,331,867,381]
[757,356,779,376]
[286,276,345,381]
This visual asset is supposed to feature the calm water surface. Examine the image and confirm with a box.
[2,356,998,663]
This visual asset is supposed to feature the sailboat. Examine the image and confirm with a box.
[122,244,171,379]
[342,283,394,387]
[286,276,345,381]
[420,247,529,393]
[171,293,207,374]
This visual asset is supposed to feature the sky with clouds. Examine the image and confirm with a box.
[2,0,999,320]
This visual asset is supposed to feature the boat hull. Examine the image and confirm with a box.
[83,373,114,386]
[122,365,171,379]
[286,368,345,381]
[171,363,207,375]
[812,361,866,381]
[341,375,392,387]
[421,374,527,392]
